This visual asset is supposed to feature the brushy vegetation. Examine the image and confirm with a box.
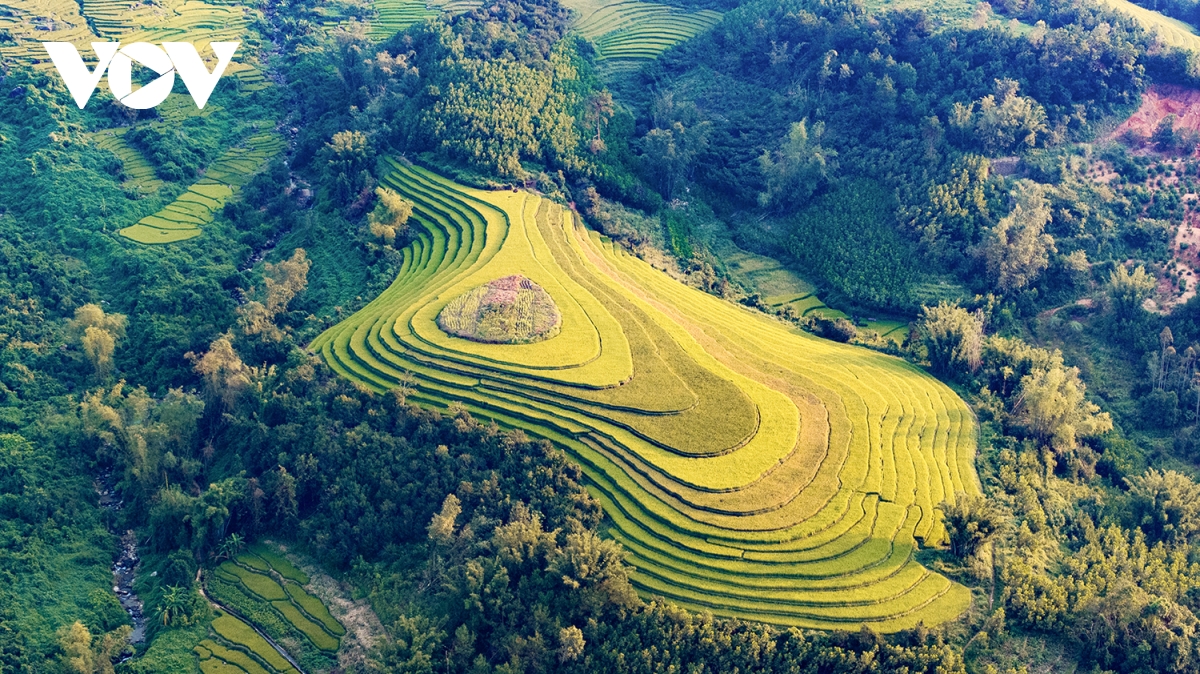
[437,274,564,343]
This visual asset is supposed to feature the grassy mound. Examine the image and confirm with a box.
[310,160,983,631]
[437,275,563,344]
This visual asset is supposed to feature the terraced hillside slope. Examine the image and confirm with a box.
[0,0,281,245]
[201,544,346,673]
[118,129,286,244]
[563,0,721,69]
[1095,0,1200,53]
[0,0,263,85]
[311,160,981,631]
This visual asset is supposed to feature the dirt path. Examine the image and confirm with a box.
[1037,297,1096,319]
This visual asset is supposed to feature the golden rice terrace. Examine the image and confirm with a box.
[311,160,981,630]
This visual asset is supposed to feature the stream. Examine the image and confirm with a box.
[95,472,146,648]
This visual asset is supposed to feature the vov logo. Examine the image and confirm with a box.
[42,42,240,110]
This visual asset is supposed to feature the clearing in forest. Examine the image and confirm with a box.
[311,160,981,631]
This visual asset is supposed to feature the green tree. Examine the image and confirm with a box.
[427,493,461,547]
[323,130,374,204]
[1015,361,1112,454]
[56,622,131,674]
[758,118,836,211]
[982,180,1055,293]
[1127,469,1200,545]
[155,586,189,627]
[920,302,984,379]
[1107,264,1156,318]
[368,187,414,245]
[215,533,245,561]
[236,249,311,342]
[904,155,993,263]
[938,492,1003,559]
[584,91,614,153]
[69,304,128,376]
[949,78,1048,153]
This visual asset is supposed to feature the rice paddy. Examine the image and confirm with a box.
[720,244,909,345]
[310,159,981,631]
[204,610,300,674]
[118,129,285,244]
[365,0,438,39]
[0,0,259,70]
[1095,0,1200,53]
[202,546,344,672]
[565,0,721,69]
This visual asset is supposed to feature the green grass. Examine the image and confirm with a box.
[249,545,310,584]
[209,549,341,659]
[308,162,980,630]
[199,659,248,674]
[197,640,273,674]
[235,553,271,573]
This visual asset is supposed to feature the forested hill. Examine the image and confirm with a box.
[5,0,1200,671]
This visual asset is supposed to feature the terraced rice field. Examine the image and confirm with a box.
[202,547,344,672]
[720,244,908,344]
[88,128,165,193]
[325,0,480,41]
[200,610,300,674]
[0,0,258,68]
[365,0,438,39]
[311,159,981,631]
[1094,0,1200,53]
[119,129,285,244]
[568,0,721,69]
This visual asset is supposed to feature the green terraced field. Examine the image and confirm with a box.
[310,159,982,631]
[566,0,721,69]
[319,0,480,41]
[366,0,438,39]
[0,0,257,69]
[88,128,165,193]
[205,547,344,664]
[208,610,299,674]
[120,130,285,244]
[722,245,909,346]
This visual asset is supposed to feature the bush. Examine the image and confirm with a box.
[1141,389,1179,428]
[812,315,856,342]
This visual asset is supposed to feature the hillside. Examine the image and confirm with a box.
[311,160,979,630]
